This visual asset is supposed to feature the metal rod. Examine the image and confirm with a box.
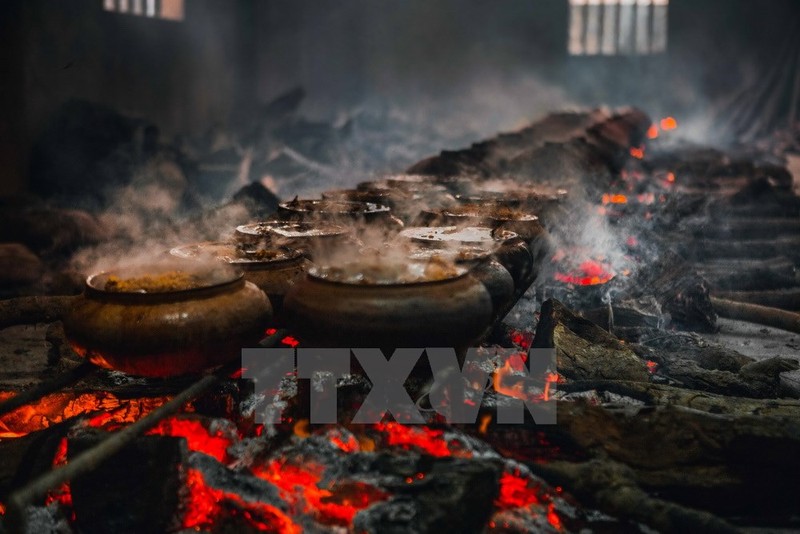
[2,331,288,533]
[3,370,223,534]
[0,362,97,417]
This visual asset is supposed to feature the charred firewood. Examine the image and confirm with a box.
[624,250,717,332]
[69,431,188,534]
[352,454,501,534]
[532,299,649,382]
[530,459,739,534]
[545,402,800,521]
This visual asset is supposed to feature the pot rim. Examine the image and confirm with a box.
[170,242,306,268]
[278,199,391,215]
[304,265,471,288]
[84,267,246,302]
[235,221,351,239]
[400,225,519,245]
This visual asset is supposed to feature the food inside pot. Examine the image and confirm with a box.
[103,271,205,293]
[311,256,463,284]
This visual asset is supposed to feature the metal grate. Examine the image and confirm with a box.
[102,0,184,21]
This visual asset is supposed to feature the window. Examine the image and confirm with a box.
[568,0,668,56]
[103,0,184,21]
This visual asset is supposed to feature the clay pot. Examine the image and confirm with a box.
[277,199,401,230]
[399,226,536,301]
[64,263,271,377]
[235,221,354,260]
[169,242,310,320]
[282,264,492,350]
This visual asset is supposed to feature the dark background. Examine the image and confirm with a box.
[1,0,797,195]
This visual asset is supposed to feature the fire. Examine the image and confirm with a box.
[495,471,540,509]
[183,468,300,533]
[0,391,174,439]
[601,193,628,205]
[493,360,559,403]
[493,470,564,531]
[372,421,463,457]
[146,417,235,463]
[646,124,659,139]
[629,146,644,159]
[660,116,678,130]
[252,460,389,526]
[293,419,310,438]
[554,259,615,286]
[44,437,73,512]
[478,413,492,435]
[666,172,676,183]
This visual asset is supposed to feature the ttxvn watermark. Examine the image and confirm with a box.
[241,347,557,425]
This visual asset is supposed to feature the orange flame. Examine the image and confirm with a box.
[660,116,678,130]
[629,146,645,159]
[646,124,659,139]
[601,193,628,205]
[478,413,492,435]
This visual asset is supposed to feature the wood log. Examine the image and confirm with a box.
[0,296,78,329]
[711,296,800,334]
[532,299,650,382]
[529,459,739,534]
[714,287,800,310]
[471,400,800,523]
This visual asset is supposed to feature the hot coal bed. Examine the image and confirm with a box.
[2,106,800,534]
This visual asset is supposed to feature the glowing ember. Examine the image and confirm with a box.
[373,421,464,457]
[666,172,676,183]
[281,336,300,348]
[660,116,678,130]
[509,329,533,350]
[327,430,360,453]
[646,124,659,139]
[183,468,300,533]
[495,471,540,509]
[646,360,658,374]
[44,437,73,512]
[146,417,235,463]
[0,391,174,439]
[252,460,389,526]
[601,193,628,205]
[629,146,645,159]
[554,259,615,286]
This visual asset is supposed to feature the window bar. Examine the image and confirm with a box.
[568,0,587,56]
[635,0,651,55]
[651,0,668,53]
[601,0,619,55]
[585,0,602,55]
[617,0,635,54]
